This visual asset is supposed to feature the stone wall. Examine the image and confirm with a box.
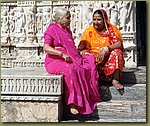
[1,1,136,67]
[1,100,63,122]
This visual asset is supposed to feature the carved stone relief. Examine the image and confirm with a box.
[1,9,9,44]
[1,1,137,68]
[1,76,63,95]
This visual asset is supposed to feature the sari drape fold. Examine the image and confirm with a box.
[44,23,101,114]
[79,9,125,78]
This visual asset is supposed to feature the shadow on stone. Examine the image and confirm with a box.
[120,67,142,86]
[62,103,99,122]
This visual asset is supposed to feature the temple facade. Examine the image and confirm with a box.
[0,1,147,122]
[1,1,146,68]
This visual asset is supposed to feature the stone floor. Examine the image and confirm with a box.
[1,66,147,122]
[62,66,146,122]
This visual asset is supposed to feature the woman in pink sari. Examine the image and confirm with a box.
[43,7,101,115]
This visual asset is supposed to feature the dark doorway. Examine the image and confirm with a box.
[136,1,146,66]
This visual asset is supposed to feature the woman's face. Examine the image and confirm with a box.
[93,12,105,31]
[59,11,71,28]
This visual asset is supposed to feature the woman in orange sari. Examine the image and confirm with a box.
[78,9,125,95]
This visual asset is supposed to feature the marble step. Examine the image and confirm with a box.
[121,66,146,84]
[109,84,146,101]
[62,83,146,122]
[62,100,146,122]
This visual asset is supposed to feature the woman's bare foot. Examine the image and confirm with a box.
[112,79,124,95]
[112,79,124,89]
[70,104,79,115]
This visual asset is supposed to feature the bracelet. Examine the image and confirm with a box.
[102,46,109,53]
[107,46,111,52]
[59,52,63,58]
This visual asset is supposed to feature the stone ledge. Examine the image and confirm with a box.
[1,67,63,96]
[1,95,63,102]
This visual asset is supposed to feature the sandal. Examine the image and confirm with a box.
[117,88,124,95]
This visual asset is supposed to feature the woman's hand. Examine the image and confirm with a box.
[62,53,71,62]
[80,51,90,55]
[97,46,109,62]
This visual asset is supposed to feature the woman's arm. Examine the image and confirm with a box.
[43,44,71,61]
[108,42,123,51]
[97,42,123,62]
[43,44,62,56]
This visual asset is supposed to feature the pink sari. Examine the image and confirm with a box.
[44,23,101,114]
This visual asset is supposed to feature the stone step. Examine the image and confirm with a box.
[1,67,146,101]
[63,85,146,122]
[62,100,146,122]
[121,66,146,84]
[109,84,146,101]
[63,83,146,122]
[2,58,146,84]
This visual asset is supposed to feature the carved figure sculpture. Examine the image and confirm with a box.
[1,10,9,33]
[27,5,36,34]
[15,7,25,33]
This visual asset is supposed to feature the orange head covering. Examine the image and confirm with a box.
[79,8,123,53]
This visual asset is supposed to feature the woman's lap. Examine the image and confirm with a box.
[97,49,124,77]
[45,58,100,114]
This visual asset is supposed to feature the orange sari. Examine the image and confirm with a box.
[79,9,125,80]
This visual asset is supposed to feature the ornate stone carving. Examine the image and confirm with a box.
[109,1,119,26]
[1,47,10,56]
[1,1,137,68]
[1,10,9,34]
[36,7,44,45]
[1,9,9,44]
[12,60,44,68]
[15,46,39,59]
[15,7,26,34]
[27,5,36,35]
[1,57,16,68]
[118,1,134,32]
[1,72,63,95]
[36,7,43,34]
[43,7,52,33]
[1,95,62,101]
[122,33,137,68]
